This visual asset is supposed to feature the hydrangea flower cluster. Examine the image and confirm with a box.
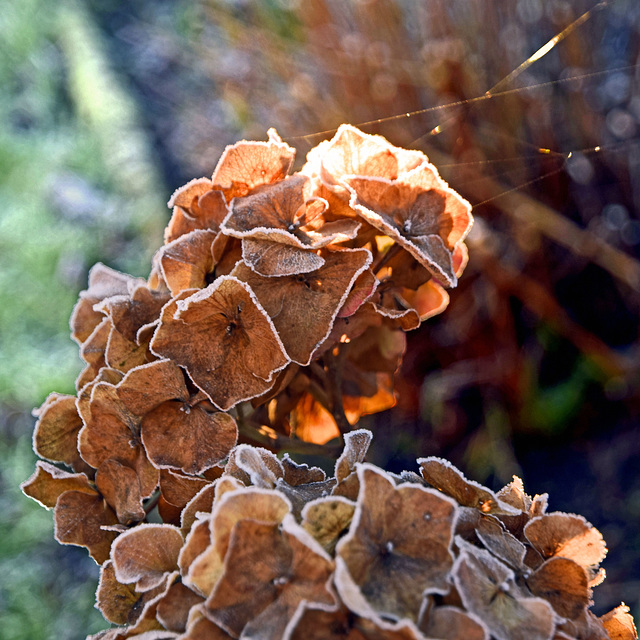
[24,431,636,639]
[21,126,636,639]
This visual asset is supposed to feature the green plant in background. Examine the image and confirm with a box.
[1,2,166,639]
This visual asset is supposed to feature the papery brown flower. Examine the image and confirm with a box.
[153,229,218,296]
[165,180,227,244]
[211,127,296,201]
[70,263,144,346]
[184,488,292,598]
[150,276,289,410]
[302,124,425,191]
[231,247,372,365]
[452,543,555,640]
[525,556,590,620]
[302,496,356,555]
[204,514,336,639]
[336,463,457,621]
[345,164,472,287]
[222,173,360,252]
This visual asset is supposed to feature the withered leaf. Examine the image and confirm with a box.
[112,524,184,592]
[150,276,289,410]
[336,464,457,621]
[281,454,326,486]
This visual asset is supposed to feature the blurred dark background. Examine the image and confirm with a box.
[1,1,638,637]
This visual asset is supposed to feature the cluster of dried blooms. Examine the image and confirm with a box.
[24,430,637,640]
[22,125,474,555]
[21,127,636,638]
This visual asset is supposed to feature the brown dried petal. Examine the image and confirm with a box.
[182,610,234,639]
[180,484,217,536]
[241,238,325,277]
[156,582,204,633]
[452,546,555,640]
[78,381,159,498]
[21,461,94,509]
[232,444,284,488]
[97,284,171,343]
[96,560,141,625]
[104,326,152,373]
[524,513,607,570]
[159,469,210,512]
[346,166,472,287]
[281,454,326,486]
[222,174,336,248]
[475,516,527,570]
[31,394,88,472]
[211,128,295,201]
[336,464,457,620]
[600,604,638,640]
[54,489,119,564]
[142,402,237,475]
[150,276,289,410]
[335,429,373,483]
[289,602,427,640]
[112,524,184,591]
[418,457,520,515]
[166,179,227,244]
[526,556,590,620]
[70,263,142,345]
[421,606,489,640]
[96,459,145,525]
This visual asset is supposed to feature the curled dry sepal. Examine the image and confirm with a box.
[25,430,636,640]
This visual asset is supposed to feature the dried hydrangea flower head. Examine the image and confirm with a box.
[21,127,636,639]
